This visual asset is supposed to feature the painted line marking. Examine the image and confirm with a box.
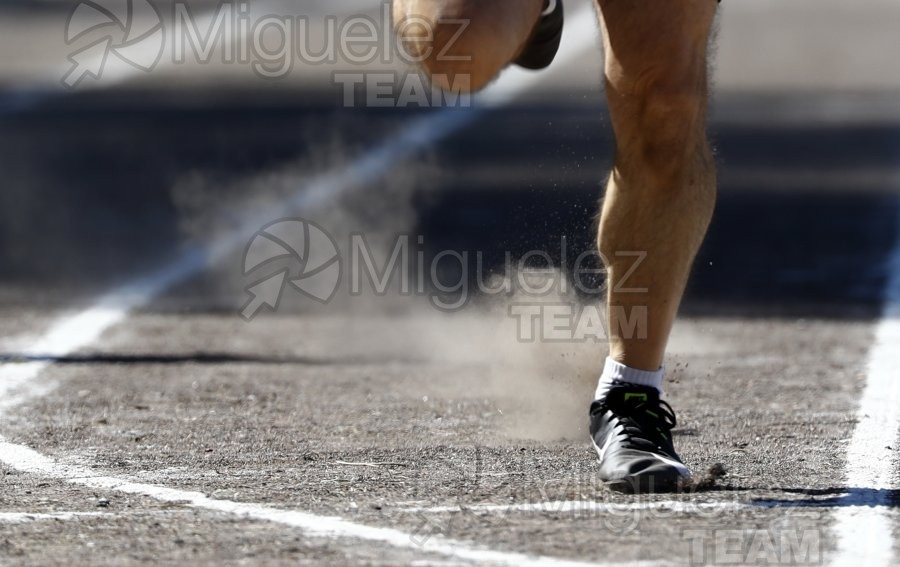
[0,441,646,567]
[830,198,900,566]
[398,500,744,515]
[0,512,106,524]
[400,497,900,516]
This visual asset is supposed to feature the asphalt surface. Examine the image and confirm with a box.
[2,2,900,566]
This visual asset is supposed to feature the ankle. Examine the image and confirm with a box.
[595,357,664,400]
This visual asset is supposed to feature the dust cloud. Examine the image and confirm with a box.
[168,131,605,442]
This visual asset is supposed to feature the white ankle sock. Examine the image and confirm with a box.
[595,357,664,400]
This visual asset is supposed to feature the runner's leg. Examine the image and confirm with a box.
[597,0,718,372]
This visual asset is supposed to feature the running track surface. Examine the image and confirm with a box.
[1,3,899,566]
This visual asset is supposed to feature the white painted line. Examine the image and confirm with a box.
[0,441,652,567]
[831,199,900,566]
[0,511,105,524]
[0,249,209,412]
[400,500,743,516]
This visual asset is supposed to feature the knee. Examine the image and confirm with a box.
[393,1,516,92]
[609,67,712,182]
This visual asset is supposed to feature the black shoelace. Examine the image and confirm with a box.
[592,385,678,454]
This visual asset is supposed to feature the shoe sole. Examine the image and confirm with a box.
[605,475,682,495]
[514,0,564,70]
